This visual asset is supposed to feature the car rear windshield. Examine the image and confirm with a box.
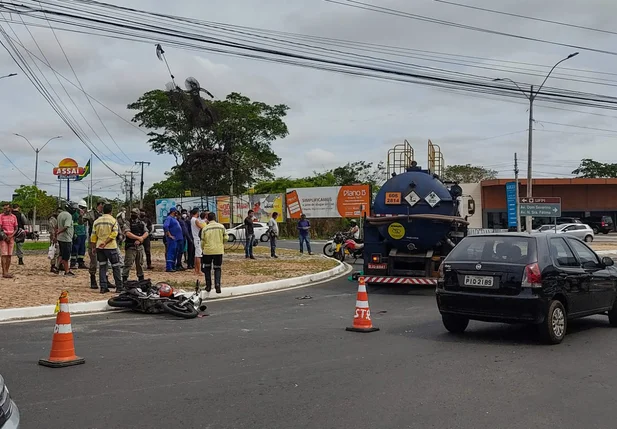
[448,236,537,264]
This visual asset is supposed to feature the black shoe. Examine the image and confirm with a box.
[90,284,99,290]
[165,269,176,273]
[205,284,212,292]
[146,266,153,270]
[308,252,314,256]
[64,271,75,277]
[78,263,87,269]
[272,255,278,259]
[18,258,24,265]
[250,256,256,260]
[215,286,221,294]
[175,266,186,271]
[100,288,110,294]
[115,286,126,293]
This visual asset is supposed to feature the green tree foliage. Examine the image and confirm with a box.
[12,185,58,219]
[254,161,385,193]
[128,90,289,196]
[442,164,498,183]
[572,158,617,178]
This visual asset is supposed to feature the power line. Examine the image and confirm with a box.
[434,0,617,37]
[0,148,33,183]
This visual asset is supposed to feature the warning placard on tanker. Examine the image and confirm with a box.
[286,185,371,219]
[388,222,405,240]
[385,192,401,205]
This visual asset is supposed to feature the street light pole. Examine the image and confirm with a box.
[14,134,62,233]
[494,52,579,233]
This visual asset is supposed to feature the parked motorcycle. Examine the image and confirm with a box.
[107,279,206,319]
[336,237,364,263]
[323,232,345,258]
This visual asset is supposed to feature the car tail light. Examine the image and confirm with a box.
[522,262,542,288]
[371,254,381,263]
[602,221,607,227]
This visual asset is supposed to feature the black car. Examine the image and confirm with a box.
[582,215,614,235]
[0,374,20,428]
[436,233,617,344]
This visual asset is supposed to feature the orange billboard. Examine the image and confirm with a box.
[286,185,370,218]
[53,158,84,176]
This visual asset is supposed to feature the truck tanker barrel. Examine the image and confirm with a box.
[363,160,472,284]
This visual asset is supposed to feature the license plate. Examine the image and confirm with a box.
[368,263,387,270]
[464,275,494,287]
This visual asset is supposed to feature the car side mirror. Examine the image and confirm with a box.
[601,256,614,267]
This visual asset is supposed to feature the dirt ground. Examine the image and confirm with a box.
[0,243,339,309]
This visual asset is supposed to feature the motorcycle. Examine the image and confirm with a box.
[323,232,345,258]
[336,237,364,263]
[107,279,206,319]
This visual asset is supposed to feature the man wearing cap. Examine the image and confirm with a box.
[91,203,123,294]
[163,207,182,272]
[84,199,105,288]
[122,208,148,282]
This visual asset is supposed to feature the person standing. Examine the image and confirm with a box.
[297,214,313,255]
[180,209,193,269]
[56,203,75,277]
[0,203,18,278]
[268,212,279,259]
[70,201,89,269]
[11,203,28,266]
[91,203,123,294]
[139,209,154,270]
[122,208,148,282]
[244,209,256,259]
[200,212,228,293]
[84,200,105,289]
[163,207,182,272]
[48,210,61,274]
[190,208,205,275]
[175,210,189,271]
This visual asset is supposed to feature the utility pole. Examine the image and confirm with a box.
[514,153,521,233]
[124,171,136,211]
[494,52,578,233]
[134,161,150,209]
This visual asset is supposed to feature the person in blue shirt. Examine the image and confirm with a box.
[163,207,183,272]
[297,214,313,255]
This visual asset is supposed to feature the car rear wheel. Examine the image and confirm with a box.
[584,235,593,243]
[608,301,617,327]
[442,314,469,334]
[538,300,567,344]
[228,234,236,243]
[592,227,599,234]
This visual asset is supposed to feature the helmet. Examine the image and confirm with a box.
[78,199,87,209]
[157,283,173,298]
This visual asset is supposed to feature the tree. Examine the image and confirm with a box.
[128,90,289,196]
[572,158,617,178]
[442,164,497,183]
[12,185,58,219]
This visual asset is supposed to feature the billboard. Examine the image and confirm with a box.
[216,194,283,223]
[285,185,370,219]
[174,196,217,215]
[155,198,177,224]
[249,194,283,223]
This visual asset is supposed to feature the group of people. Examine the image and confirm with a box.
[162,208,228,293]
[47,200,155,294]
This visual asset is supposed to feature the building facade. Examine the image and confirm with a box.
[480,178,617,229]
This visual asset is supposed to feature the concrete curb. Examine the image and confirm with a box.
[597,250,617,256]
[0,259,347,322]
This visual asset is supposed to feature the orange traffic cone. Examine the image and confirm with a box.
[346,277,379,333]
[39,291,85,368]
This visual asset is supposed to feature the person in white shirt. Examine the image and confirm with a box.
[349,220,361,240]
[190,208,206,275]
[267,212,279,259]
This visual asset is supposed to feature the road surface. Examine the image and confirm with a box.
[4,276,617,429]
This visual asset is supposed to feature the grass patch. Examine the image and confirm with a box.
[22,241,51,251]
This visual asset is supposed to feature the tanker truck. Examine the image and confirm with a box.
[362,141,475,286]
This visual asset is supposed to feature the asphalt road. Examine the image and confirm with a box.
[4,276,617,429]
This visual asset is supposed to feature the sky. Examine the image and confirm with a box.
[1,0,617,203]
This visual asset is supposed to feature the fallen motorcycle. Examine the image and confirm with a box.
[336,237,364,263]
[107,279,206,319]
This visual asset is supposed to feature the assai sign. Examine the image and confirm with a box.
[52,158,84,176]
[519,197,562,217]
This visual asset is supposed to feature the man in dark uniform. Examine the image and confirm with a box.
[139,209,153,270]
[122,208,148,282]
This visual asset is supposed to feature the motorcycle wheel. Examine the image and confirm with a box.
[323,243,335,258]
[162,301,199,319]
[336,250,346,262]
[107,295,137,309]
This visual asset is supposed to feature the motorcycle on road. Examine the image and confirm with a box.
[107,279,206,319]
[323,232,364,263]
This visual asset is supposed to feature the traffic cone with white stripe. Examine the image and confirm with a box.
[346,277,379,333]
[39,290,85,368]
